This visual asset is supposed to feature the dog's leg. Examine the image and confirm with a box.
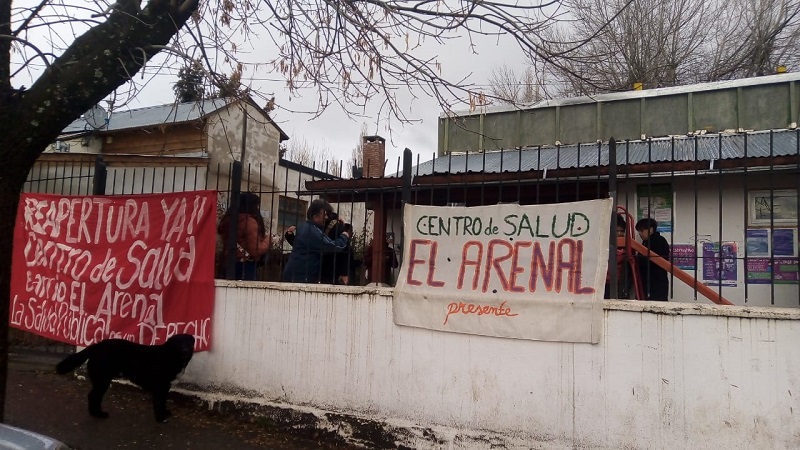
[152,385,172,422]
[88,377,111,419]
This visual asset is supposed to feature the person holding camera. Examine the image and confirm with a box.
[284,210,359,285]
[282,199,351,284]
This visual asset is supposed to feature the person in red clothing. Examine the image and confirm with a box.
[217,192,271,280]
[364,233,399,286]
[605,214,632,298]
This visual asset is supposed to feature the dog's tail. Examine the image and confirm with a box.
[55,347,92,374]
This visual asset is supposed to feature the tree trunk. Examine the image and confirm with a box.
[0,0,200,421]
[0,159,25,420]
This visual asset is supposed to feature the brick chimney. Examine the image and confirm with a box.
[362,135,386,178]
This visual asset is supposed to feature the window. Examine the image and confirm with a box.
[748,189,798,226]
[277,196,307,231]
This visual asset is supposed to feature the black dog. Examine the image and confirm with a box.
[56,334,195,422]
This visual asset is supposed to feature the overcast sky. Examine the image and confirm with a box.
[126,33,530,172]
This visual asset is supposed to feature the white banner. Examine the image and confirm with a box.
[393,199,613,343]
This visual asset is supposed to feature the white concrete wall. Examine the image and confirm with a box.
[104,164,209,195]
[206,102,281,183]
[24,159,210,196]
[181,282,800,449]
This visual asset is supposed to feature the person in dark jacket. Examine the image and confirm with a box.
[283,211,359,285]
[281,199,351,283]
[635,218,671,301]
[325,219,360,285]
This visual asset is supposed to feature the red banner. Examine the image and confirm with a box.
[11,191,216,351]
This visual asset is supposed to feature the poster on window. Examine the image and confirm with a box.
[773,229,797,256]
[746,229,770,256]
[393,199,613,344]
[746,258,799,284]
[637,184,673,232]
[671,244,696,270]
[702,241,738,286]
[10,191,217,351]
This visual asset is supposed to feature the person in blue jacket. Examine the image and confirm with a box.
[282,199,351,283]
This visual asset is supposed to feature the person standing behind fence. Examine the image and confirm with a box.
[635,218,670,301]
[284,212,359,285]
[605,214,632,299]
[321,215,360,285]
[282,199,351,283]
[217,192,270,281]
[364,235,399,286]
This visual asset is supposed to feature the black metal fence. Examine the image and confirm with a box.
[392,131,799,307]
[23,130,800,306]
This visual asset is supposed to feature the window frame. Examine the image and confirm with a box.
[277,195,307,232]
[748,189,799,227]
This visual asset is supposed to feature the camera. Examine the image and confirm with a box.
[324,212,350,237]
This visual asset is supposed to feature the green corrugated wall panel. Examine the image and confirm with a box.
[481,110,520,151]
[645,95,689,137]
[441,115,482,153]
[438,75,800,155]
[524,107,557,147]
[601,100,642,141]
[692,90,737,132]
[559,103,596,144]
[740,84,791,130]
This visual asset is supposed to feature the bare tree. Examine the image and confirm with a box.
[488,64,547,105]
[287,123,369,178]
[345,123,368,178]
[539,0,715,95]
[533,0,800,96]
[0,0,618,419]
[1,0,200,420]
[283,136,341,176]
[703,0,800,80]
[214,63,247,99]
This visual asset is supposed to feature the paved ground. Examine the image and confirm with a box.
[5,351,362,450]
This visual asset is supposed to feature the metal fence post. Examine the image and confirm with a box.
[402,148,412,205]
[92,156,107,195]
[400,148,412,264]
[224,161,243,280]
[608,138,618,299]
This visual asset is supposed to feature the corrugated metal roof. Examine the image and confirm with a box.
[408,129,800,176]
[62,98,233,134]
